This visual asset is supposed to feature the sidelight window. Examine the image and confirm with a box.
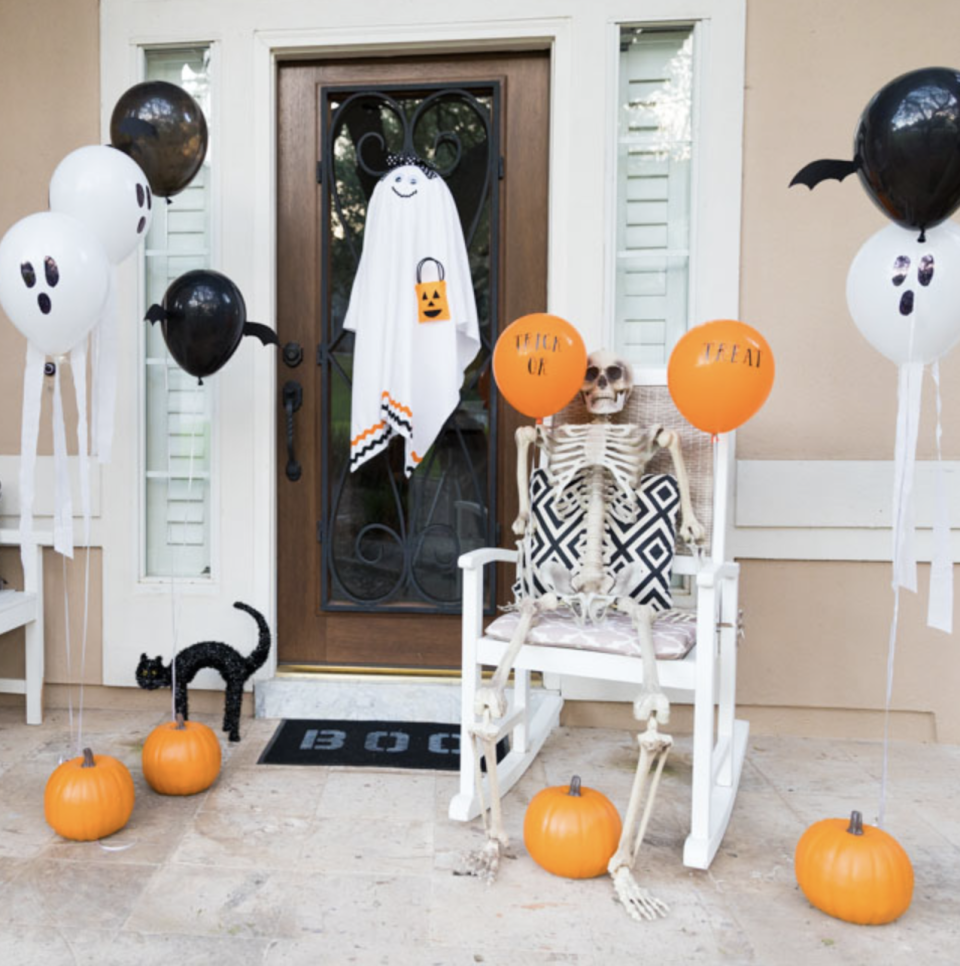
[141,46,214,579]
[614,24,695,369]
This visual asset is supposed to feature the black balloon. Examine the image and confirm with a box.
[110,80,208,198]
[854,67,960,232]
[151,270,248,381]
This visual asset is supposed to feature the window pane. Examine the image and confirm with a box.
[615,25,694,368]
[143,47,213,578]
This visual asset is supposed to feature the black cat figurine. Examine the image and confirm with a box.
[135,601,271,741]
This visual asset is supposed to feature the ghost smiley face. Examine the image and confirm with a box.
[390,167,421,200]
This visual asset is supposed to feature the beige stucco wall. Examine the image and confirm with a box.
[0,0,102,685]
[740,0,960,461]
[1,0,959,740]
[737,0,960,742]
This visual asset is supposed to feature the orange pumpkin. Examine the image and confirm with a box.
[44,747,135,841]
[523,775,622,879]
[795,810,914,925]
[142,714,221,796]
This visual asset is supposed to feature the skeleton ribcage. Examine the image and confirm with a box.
[516,468,681,611]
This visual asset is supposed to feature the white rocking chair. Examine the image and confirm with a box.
[448,386,746,870]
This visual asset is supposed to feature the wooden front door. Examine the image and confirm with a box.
[277,51,549,670]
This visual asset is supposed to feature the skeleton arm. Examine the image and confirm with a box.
[656,428,706,546]
[512,425,538,536]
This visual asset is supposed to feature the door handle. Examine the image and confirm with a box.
[283,380,303,482]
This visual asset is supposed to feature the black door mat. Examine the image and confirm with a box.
[258,718,508,771]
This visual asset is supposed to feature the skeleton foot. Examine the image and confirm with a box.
[611,866,669,921]
[461,836,509,883]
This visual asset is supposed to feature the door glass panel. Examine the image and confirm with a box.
[320,84,500,612]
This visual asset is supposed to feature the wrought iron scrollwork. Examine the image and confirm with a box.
[318,82,501,613]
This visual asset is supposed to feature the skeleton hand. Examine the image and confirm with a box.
[634,686,670,726]
[512,511,530,536]
[474,685,508,721]
[679,513,706,546]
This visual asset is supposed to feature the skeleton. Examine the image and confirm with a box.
[464,349,706,921]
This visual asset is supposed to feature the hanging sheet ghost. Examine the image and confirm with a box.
[344,160,479,476]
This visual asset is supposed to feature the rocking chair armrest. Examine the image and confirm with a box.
[694,560,739,589]
[458,547,519,571]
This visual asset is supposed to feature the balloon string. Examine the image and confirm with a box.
[879,581,900,829]
[61,554,75,755]
[168,372,203,721]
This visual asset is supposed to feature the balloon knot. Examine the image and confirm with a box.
[918,228,927,244]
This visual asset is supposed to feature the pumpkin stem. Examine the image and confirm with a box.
[81,747,96,768]
[846,810,865,836]
[568,775,582,797]
[175,712,186,730]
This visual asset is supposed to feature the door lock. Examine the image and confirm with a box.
[282,341,303,368]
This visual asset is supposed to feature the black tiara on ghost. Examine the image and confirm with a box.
[385,153,439,179]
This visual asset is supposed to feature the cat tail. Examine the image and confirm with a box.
[233,601,272,674]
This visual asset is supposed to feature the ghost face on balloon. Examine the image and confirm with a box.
[49,145,153,265]
[0,212,110,357]
[847,222,960,366]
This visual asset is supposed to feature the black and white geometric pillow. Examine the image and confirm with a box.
[516,468,680,612]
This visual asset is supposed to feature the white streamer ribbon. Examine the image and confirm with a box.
[51,360,73,558]
[890,361,923,594]
[70,339,93,755]
[18,344,45,590]
[91,272,119,464]
[928,361,953,633]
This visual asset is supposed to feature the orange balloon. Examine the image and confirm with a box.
[492,313,587,419]
[667,319,774,435]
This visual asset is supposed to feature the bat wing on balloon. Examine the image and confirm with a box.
[145,270,278,383]
[789,158,859,189]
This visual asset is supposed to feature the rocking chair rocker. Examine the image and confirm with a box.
[449,379,747,876]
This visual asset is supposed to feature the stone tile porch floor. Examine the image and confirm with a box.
[1,706,958,965]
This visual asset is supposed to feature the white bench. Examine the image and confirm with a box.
[0,531,44,724]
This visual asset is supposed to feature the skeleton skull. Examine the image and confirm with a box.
[581,349,633,415]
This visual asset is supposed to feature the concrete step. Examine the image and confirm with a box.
[254,673,464,723]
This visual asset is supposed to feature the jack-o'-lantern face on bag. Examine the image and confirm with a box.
[415,256,450,323]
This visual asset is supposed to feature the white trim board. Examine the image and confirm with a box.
[0,456,102,520]
[734,459,960,562]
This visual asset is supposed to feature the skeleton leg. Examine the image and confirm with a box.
[656,428,705,546]
[463,594,557,881]
[607,598,673,921]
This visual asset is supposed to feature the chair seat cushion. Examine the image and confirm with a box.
[484,607,697,660]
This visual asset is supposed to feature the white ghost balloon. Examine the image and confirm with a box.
[846,221,960,365]
[0,211,110,357]
[49,144,153,265]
